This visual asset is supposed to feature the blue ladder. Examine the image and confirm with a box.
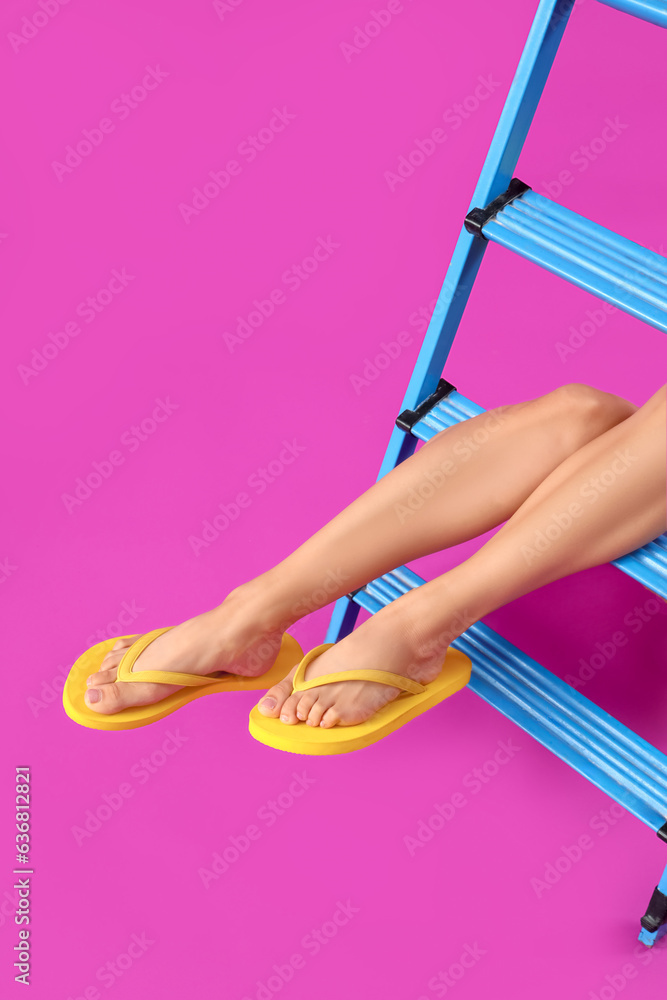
[326,0,667,945]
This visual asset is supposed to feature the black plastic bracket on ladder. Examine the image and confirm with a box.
[395,378,457,433]
[641,886,667,933]
[464,177,532,240]
[639,822,667,933]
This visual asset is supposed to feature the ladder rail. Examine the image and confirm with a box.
[596,0,667,29]
[326,0,667,943]
[377,0,573,479]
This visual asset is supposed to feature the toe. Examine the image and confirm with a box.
[306,697,330,727]
[279,692,301,725]
[100,635,139,669]
[294,692,317,721]
[257,669,295,718]
[319,706,341,729]
[99,650,121,671]
[87,667,118,687]
[84,681,132,714]
[111,635,139,651]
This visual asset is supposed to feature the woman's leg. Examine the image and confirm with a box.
[264,385,666,730]
[84,383,636,715]
[246,384,635,614]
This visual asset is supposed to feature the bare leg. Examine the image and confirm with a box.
[248,384,636,614]
[83,383,637,715]
[266,385,665,730]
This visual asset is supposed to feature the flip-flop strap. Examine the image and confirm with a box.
[116,628,225,687]
[292,643,427,696]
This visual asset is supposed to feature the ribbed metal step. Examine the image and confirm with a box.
[407,387,667,600]
[477,188,667,334]
[350,565,667,834]
[597,0,667,29]
[614,537,667,600]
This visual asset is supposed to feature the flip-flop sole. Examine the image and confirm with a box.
[63,630,303,732]
[248,647,472,755]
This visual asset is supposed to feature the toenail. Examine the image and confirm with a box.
[261,697,276,709]
[280,714,289,722]
[86,689,101,704]
[296,711,306,720]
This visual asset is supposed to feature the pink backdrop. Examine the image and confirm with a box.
[1,1,667,997]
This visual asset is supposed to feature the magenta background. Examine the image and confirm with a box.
[1,0,667,997]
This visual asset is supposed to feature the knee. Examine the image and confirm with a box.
[549,382,606,412]
[540,383,636,452]
[548,382,636,426]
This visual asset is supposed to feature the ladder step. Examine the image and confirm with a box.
[406,387,667,600]
[349,566,667,833]
[596,0,667,29]
[472,186,667,334]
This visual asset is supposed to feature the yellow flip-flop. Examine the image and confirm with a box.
[248,641,472,755]
[63,627,303,731]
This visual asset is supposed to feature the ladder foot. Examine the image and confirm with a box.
[639,873,667,946]
[638,923,667,948]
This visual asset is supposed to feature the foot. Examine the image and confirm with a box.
[256,600,454,729]
[83,585,293,716]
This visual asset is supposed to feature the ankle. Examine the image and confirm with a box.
[221,572,301,633]
[389,580,479,666]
